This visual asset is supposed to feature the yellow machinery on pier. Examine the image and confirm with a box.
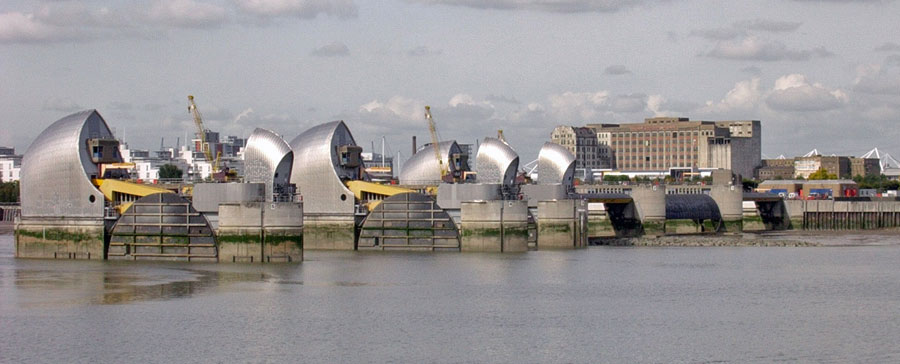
[93,179,174,214]
[345,180,415,211]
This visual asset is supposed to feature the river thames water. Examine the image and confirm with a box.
[2,231,900,363]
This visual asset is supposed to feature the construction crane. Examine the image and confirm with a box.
[187,95,220,174]
[424,106,447,179]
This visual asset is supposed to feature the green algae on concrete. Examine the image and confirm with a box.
[536,221,576,249]
[303,221,355,250]
[742,215,766,231]
[15,226,105,260]
[262,230,303,262]
[665,219,702,235]
[721,220,742,234]
[587,217,616,238]
[641,220,666,237]
[216,230,262,263]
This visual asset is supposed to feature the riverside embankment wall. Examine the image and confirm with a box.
[785,199,900,230]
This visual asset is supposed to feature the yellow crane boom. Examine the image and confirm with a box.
[188,95,219,173]
[424,106,446,178]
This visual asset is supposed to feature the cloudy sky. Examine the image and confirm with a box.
[2,0,899,165]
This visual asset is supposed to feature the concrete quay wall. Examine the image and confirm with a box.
[785,199,900,230]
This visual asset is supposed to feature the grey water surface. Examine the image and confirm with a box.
[2,232,899,363]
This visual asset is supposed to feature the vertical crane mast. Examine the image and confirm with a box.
[424,106,446,178]
[188,95,219,174]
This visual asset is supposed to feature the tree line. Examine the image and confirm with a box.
[0,181,19,203]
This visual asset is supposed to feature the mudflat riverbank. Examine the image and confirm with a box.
[594,235,819,247]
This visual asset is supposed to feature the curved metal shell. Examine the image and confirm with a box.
[399,140,462,185]
[20,110,119,218]
[536,142,575,186]
[288,121,360,214]
[476,137,519,185]
[244,128,293,201]
[665,194,722,221]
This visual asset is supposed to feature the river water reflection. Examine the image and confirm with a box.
[2,232,900,363]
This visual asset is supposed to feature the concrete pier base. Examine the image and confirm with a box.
[460,200,528,252]
[302,214,355,250]
[630,186,666,237]
[536,200,578,249]
[217,202,303,263]
[15,218,106,260]
[709,185,743,234]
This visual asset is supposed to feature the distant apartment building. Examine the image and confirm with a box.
[119,143,214,181]
[758,158,795,180]
[192,132,246,159]
[794,155,851,179]
[0,147,22,183]
[850,157,881,178]
[586,117,761,178]
[551,126,609,170]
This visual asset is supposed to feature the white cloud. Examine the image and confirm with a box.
[647,95,699,117]
[604,64,632,75]
[148,0,228,27]
[853,56,900,95]
[42,97,83,112]
[545,91,649,121]
[359,96,426,121]
[548,91,609,121]
[874,42,900,52]
[690,27,744,41]
[233,107,255,123]
[403,0,653,13]
[766,74,848,111]
[235,0,357,19]
[707,36,832,61]
[311,41,350,57]
[407,45,442,56]
[739,19,802,33]
[700,78,762,113]
[690,19,801,41]
[0,11,64,43]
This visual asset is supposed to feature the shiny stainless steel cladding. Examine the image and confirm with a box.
[244,128,293,201]
[537,142,575,186]
[20,110,120,218]
[475,137,518,185]
[288,121,360,214]
[399,140,462,185]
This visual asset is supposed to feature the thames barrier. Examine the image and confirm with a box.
[13,109,900,263]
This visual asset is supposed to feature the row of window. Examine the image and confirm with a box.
[608,130,712,138]
[614,147,699,152]
[617,154,696,160]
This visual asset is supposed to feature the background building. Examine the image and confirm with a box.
[586,117,761,178]
[758,158,796,180]
[850,157,881,178]
[0,147,22,182]
[551,126,609,171]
